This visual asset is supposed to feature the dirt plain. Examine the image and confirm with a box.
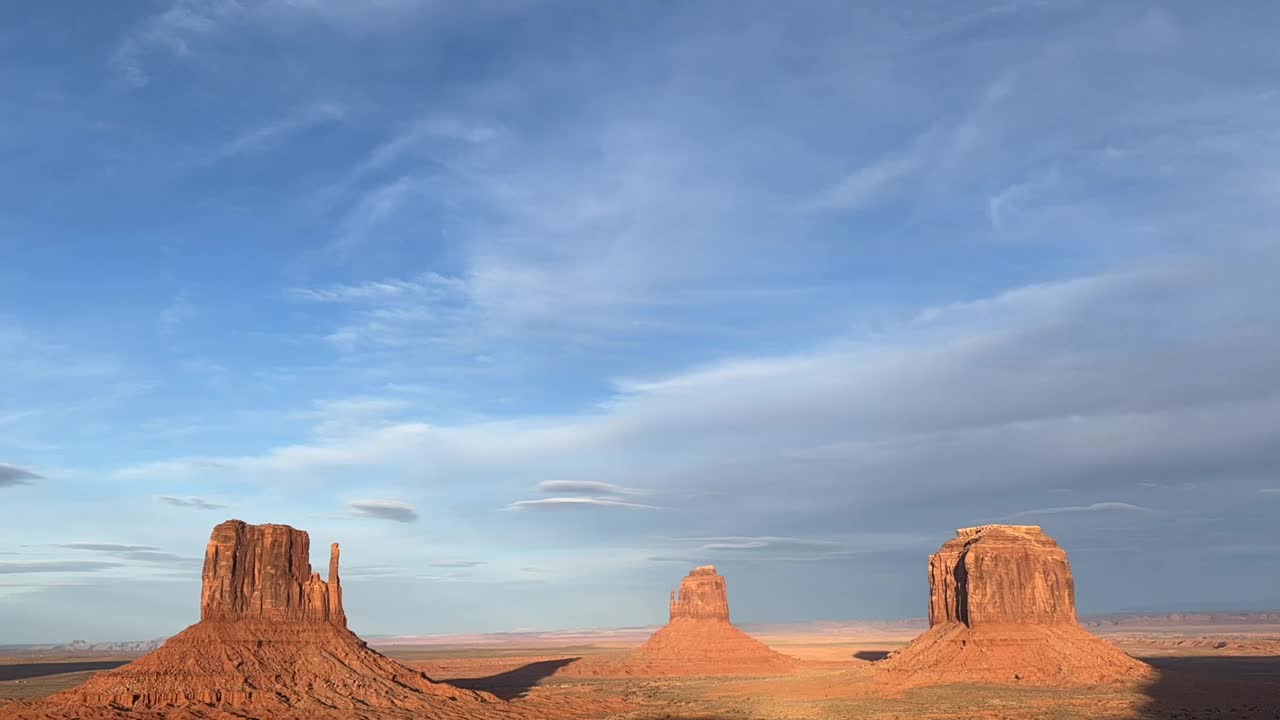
[2,620,1277,720]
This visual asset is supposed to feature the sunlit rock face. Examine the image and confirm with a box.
[927,525,1076,627]
[5,520,495,719]
[668,565,731,622]
[879,524,1152,687]
[200,520,347,625]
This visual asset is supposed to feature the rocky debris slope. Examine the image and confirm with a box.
[564,565,796,677]
[878,525,1151,686]
[0,520,499,720]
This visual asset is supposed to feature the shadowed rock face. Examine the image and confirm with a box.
[927,525,1076,627]
[200,519,346,624]
[669,565,731,621]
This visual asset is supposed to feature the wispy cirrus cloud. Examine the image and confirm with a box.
[207,102,346,163]
[429,560,486,568]
[112,0,246,88]
[289,272,465,305]
[807,132,932,212]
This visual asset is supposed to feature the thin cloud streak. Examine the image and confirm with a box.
[534,480,647,496]
[349,499,419,523]
[0,561,122,575]
[158,496,227,510]
[505,497,661,511]
[1008,502,1157,519]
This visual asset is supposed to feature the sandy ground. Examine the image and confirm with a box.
[2,622,1278,719]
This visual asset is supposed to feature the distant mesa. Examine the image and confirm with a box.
[876,524,1153,686]
[565,564,797,677]
[0,519,497,719]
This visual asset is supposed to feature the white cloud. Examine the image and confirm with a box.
[534,480,646,496]
[356,116,499,179]
[112,0,246,87]
[110,248,1280,526]
[505,497,660,511]
[208,102,346,162]
[290,273,465,304]
[1008,501,1157,518]
[808,135,931,211]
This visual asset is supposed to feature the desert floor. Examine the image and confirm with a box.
[2,622,1277,720]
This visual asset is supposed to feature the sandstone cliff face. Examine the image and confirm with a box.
[200,519,345,624]
[669,565,731,622]
[927,525,1076,627]
[879,524,1150,686]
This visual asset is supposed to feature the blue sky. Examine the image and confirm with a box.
[2,0,1279,643]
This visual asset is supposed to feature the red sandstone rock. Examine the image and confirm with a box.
[669,565,731,621]
[927,524,1076,627]
[1,519,497,720]
[879,525,1151,686]
[564,565,796,677]
[200,520,345,624]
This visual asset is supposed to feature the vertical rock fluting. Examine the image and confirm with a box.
[879,525,1151,686]
[199,520,345,624]
[669,565,731,621]
[927,525,1076,627]
[18,519,496,719]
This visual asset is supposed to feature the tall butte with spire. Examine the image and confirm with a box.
[6,520,496,719]
[568,565,796,676]
[877,525,1152,686]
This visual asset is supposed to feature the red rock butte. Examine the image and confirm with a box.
[0,520,497,720]
[878,525,1152,686]
[199,520,346,625]
[566,565,796,677]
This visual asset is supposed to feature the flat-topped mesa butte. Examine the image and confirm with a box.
[669,565,731,621]
[878,525,1152,687]
[200,520,346,625]
[4,519,496,720]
